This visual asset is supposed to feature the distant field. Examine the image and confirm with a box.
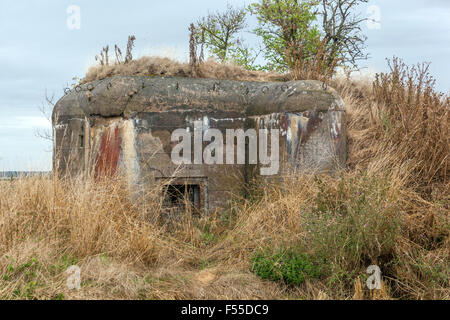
[0,172,51,181]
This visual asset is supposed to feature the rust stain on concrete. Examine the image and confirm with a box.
[95,126,121,177]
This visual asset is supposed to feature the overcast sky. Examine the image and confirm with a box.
[0,0,449,171]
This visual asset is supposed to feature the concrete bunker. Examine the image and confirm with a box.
[52,76,347,212]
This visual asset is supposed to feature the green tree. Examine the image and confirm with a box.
[249,0,321,72]
[229,39,264,71]
[196,4,247,62]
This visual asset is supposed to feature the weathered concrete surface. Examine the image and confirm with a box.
[53,76,346,212]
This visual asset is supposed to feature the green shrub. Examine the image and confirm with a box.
[299,174,402,289]
[251,248,321,286]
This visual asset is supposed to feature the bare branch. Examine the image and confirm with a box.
[35,90,55,143]
[319,0,369,69]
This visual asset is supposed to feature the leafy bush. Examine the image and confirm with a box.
[299,174,402,289]
[251,248,321,286]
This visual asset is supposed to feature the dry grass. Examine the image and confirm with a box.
[287,38,342,82]
[82,56,286,84]
[1,58,448,300]
[0,176,288,300]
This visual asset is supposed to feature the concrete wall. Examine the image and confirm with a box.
[53,76,346,212]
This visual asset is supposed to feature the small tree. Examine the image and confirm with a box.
[196,4,247,62]
[229,39,264,71]
[319,0,369,69]
[249,0,368,75]
[249,0,321,72]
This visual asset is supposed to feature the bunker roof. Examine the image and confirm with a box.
[53,75,345,123]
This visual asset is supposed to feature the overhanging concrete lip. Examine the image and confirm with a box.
[53,76,345,123]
